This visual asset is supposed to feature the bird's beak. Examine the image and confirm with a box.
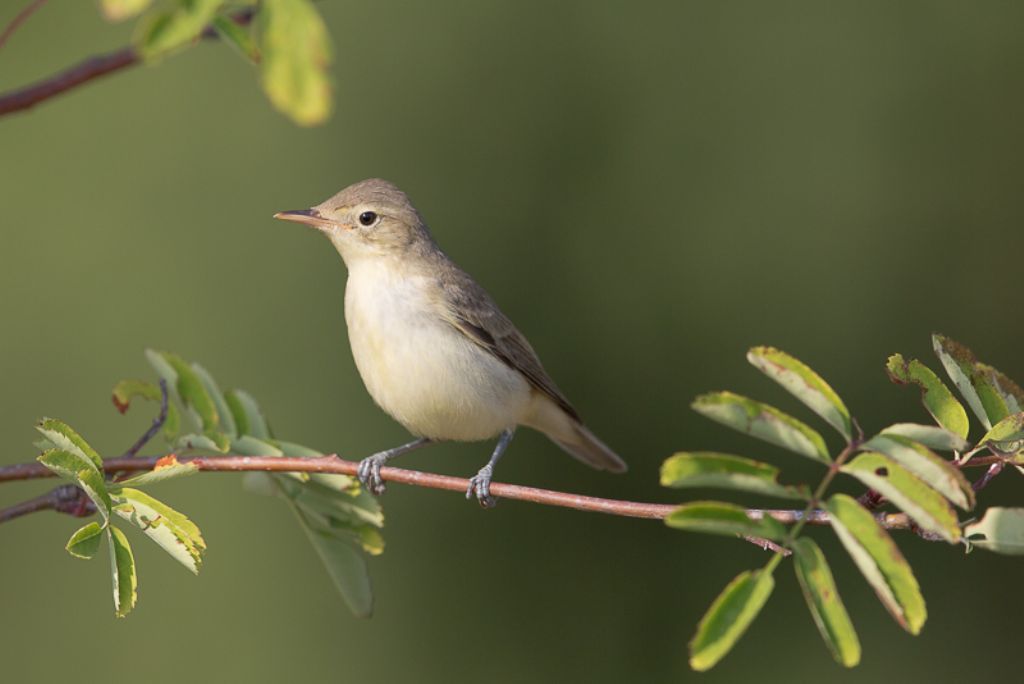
[273,208,334,230]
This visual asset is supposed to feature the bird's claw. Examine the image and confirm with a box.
[466,466,497,508]
[357,453,389,495]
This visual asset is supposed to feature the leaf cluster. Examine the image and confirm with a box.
[37,349,382,617]
[662,335,1024,670]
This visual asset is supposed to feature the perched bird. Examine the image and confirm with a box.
[275,179,626,506]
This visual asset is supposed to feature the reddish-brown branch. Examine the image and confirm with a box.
[0,8,254,117]
[0,453,915,532]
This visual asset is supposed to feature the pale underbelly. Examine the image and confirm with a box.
[348,316,532,441]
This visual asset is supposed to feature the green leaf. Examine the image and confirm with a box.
[303,527,373,617]
[792,538,861,667]
[100,0,152,21]
[242,471,277,496]
[161,352,219,432]
[692,392,831,463]
[175,432,230,453]
[259,0,332,126]
[111,379,181,439]
[880,423,970,452]
[111,488,206,573]
[192,363,236,437]
[107,525,138,617]
[660,452,808,499]
[826,494,926,634]
[66,522,105,560]
[840,453,960,543]
[747,346,852,441]
[689,565,776,671]
[886,354,970,438]
[862,434,974,510]
[932,334,1003,430]
[231,434,284,456]
[665,501,787,541]
[36,418,104,473]
[37,449,111,519]
[112,460,199,488]
[225,389,270,439]
[964,507,1024,554]
[212,14,259,62]
[978,412,1024,454]
[975,363,1024,415]
[135,0,226,59]
[292,489,384,554]
[275,440,324,457]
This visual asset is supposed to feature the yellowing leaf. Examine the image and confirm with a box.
[965,507,1024,555]
[862,434,974,510]
[933,334,1007,430]
[826,494,926,634]
[747,346,852,441]
[107,526,138,618]
[660,452,808,499]
[886,354,969,438]
[692,392,830,463]
[101,0,152,22]
[111,488,206,574]
[259,0,333,126]
[792,538,861,667]
[840,453,960,543]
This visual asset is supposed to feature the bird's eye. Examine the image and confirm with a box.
[358,211,378,226]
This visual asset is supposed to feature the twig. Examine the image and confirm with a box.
[0,0,47,51]
[0,484,90,523]
[0,7,255,117]
[122,379,169,457]
[0,453,914,534]
[972,462,1004,493]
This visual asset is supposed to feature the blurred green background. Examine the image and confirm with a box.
[2,1,1023,682]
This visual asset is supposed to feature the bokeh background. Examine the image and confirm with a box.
[2,2,1023,682]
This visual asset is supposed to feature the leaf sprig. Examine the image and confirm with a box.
[664,335,1024,670]
[36,348,382,617]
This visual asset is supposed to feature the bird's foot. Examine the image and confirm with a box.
[466,465,497,508]
[357,453,390,495]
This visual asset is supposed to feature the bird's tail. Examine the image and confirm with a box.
[524,394,627,472]
[552,422,628,473]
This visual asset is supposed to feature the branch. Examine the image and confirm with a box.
[121,379,169,458]
[0,8,255,117]
[0,484,90,523]
[0,453,915,533]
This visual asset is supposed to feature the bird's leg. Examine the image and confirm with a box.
[466,428,515,508]
[357,437,432,495]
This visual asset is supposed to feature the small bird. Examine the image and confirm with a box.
[274,179,626,506]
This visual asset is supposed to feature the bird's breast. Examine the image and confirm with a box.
[343,261,530,441]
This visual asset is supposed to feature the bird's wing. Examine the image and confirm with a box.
[435,266,581,423]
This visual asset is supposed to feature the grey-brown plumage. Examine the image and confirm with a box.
[274,178,626,504]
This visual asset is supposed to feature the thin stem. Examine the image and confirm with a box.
[122,379,169,457]
[0,0,47,51]
[781,441,860,548]
[972,462,1004,493]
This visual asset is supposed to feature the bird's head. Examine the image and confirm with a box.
[274,178,433,264]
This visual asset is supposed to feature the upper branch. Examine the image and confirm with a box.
[0,8,255,117]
